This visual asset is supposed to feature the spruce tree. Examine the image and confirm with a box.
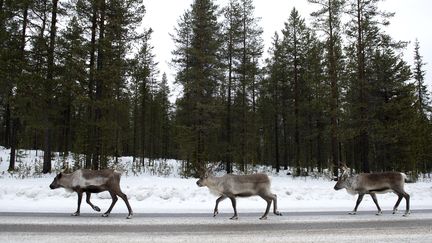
[57,16,87,163]
[172,0,223,175]
[413,39,431,118]
[411,39,432,173]
[281,8,310,175]
[368,43,415,171]
[131,28,158,165]
[262,33,284,171]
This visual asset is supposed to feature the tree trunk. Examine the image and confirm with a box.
[357,0,369,172]
[4,102,10,148]
[226,40,233,173]
[294,28,300,174]
[141,90,147,166]
[328,0,339,177]
[8,119,17,171]
[9,4,29,171]
[85,2,98,169]
[282,114,288,170]
[93,0,106,170]
[42,127,52,173]
[274,113,280,173]
[42,0,58,174]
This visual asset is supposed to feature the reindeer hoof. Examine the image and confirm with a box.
[126,214,133,219]
[71,212,80,216]
[213,210,219,217]
[376,211,383,216]
[348,212,357,215]
[102,213,109,217]
[94,206,101,212]
[403,211,410,217]
[274,211,282,216]
[259,216,268,220]
[230,216,238,220]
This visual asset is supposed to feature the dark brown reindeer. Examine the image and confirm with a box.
[334,164,410,216]
[50,169,133,219]
[196,165,282,220]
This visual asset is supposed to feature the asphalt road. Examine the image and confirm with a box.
[1,210,432,242]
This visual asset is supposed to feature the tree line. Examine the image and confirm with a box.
[1,0,431,176]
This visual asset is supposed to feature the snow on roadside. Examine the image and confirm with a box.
[0,147,431,214]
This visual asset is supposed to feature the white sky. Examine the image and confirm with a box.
[142,0,432,101]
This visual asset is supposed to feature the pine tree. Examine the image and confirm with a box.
[172,0,223,175]
[221,0,242,173]
[411,39,432,173]
[302,32,326,172]
[171,10,193,87]
[73,0,145,169]
[221,0,263,172]
[131,28,158,164]
[7,0,30,171]
[281,8,310,175]
[309,0,345,176]
[413,39,431,118]
[155,73,172,159]
[344,0,395,172]
[57,16,87,163]
[368,42,415,171]
[237,0,263,171]
[40,0,59,173]
[262,33,284,172]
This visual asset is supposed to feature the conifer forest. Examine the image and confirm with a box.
[1,0,431,177]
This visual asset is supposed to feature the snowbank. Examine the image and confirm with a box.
[1,147,431,214]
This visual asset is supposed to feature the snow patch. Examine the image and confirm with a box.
[0,147,431,214]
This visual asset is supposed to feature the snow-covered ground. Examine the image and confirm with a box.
[1,147,431,215]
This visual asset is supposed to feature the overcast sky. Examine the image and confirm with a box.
[142,0,432,101]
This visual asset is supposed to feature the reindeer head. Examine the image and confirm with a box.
[49,173,63,189]
[196,162,220,187]
[196,167,211,187]
[334,164,350,191]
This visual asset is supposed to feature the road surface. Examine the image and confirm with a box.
[1,210,432,242]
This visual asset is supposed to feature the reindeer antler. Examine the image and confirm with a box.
[339,162,349,171]
[195,162,207,178]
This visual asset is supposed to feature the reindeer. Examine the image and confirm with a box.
[196,166,282,220]
[334,164,410,216]
[49,169,133,219]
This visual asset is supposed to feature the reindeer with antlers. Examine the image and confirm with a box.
[196,164,282,220]
[334,164,410,216]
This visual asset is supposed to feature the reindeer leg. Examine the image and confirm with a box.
[394,188,410,216]
[72,191,83,216]
[102,191,118,217]
[214,195,227,217]
[402,192,410,217]
[350,194,364,215]
[370,193,382,215]
[392,193,403,214]
[259,195,272,220]
[85,192,101,212]
[228,196,238,220]
[116,191,133,219]
[272,194,282,216]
